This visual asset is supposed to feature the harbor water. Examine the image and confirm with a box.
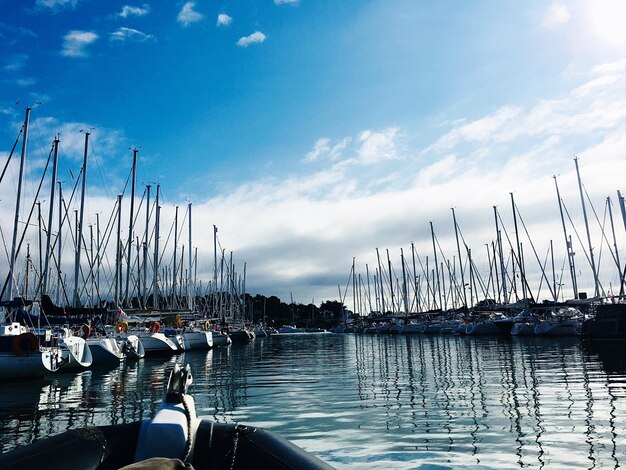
[1,333,625,469]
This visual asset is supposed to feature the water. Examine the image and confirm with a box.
[1,334,626,469]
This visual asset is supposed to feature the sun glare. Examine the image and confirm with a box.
[588,0,626,46]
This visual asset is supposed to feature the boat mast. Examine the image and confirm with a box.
[510,192,527,301]
[607,197,624,296]
[411,243,419,313]
[73,131,89,307]
[56,181,63,305]
[213,225,218,317]
[42,135,59,296]
[172,205,178,310]
[401,248,409,315]
[430,222,442,309]
[365,263,373,314]
[125,148,137,306]
[115,194,122,307]
[451,208,467,308]
[386,249,395,313]
[554,176,578,299]
[494,206,508,304]
[574,157,600,297]
[143,184,151,308]
[188,202,193,312]
[7,107,30,301]
[153,184,160,309]
[376,248,386,313]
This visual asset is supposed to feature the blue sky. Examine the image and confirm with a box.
[2,0,626,308]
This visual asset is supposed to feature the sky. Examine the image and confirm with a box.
[1,0,626,309]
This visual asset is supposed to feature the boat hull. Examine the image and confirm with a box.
[60,336,93,369]
[0,347,60,379]
[137,332,179,354]
[0,419,332,470]
[87,337,124,365]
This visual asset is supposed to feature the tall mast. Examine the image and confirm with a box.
[7,107,30,301]
[494,206,508,304]
[115,194,122,307]
[376,248,385,313]
[554,176,577,298]
[510,192,527,300]
[56,181,63,304]
[172,205,178,310]
[143,184,151,308]
[42,135,59,295]
[188,202,193,311]
[73,131,89,307]
[352,258,356,316]
[575,157,600,297]
[401,248,409,314]
[411,243,419,313]
[153,184,160,309]
[36,202,42,298]
[365,263,373,314]
[607,197,624,295]
[430,222,442,309]
[96,213,101,304]
[452,208,467,308]
[125,148,137,306]
[386,249,395,313]
[213,225,218,316]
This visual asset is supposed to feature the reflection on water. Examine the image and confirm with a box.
[2,335,626,469]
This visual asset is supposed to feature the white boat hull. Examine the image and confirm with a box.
[87,336,124,364]
[60,336,93,369]
[137,332,179,354]
[183,330,213,349]
[0,347,60,378]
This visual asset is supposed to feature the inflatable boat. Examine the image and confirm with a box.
[0,365,333,470]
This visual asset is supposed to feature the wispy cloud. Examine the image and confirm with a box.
[118,4,150,18]
[305,137,351,162]
[274,0,300,4]
[61,30,98,58]
[110,27,156,43]
[542,3,570,28]
[429,105,522,151]
[16,78,36,87]
[177,2,203,27]
[356,128,400,165]
[237,31,267,47]
[217,13,232,27]
[4,54,28,71]
[35,0,79,11]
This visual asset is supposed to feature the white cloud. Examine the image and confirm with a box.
[430,105,522,151]
[592,58,626,75]
[237,31,267,47]
[305,137,350,162]
[61,30,98,58]
[356,128,400,165]
[4,54,28,71]
[110,27,156,43]
[36,0,79,11]
[177,2,203,27]
[542,3,570,28]
[217,13,232,27]
[16,78,36,87]
[119,4,150,18]
[274,0,299,4]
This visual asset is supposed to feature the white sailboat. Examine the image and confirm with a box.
[0,322,61,378]
[58,327,93,369]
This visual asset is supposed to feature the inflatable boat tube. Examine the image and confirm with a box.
[0,364,333,470]
[0,419,333,470]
